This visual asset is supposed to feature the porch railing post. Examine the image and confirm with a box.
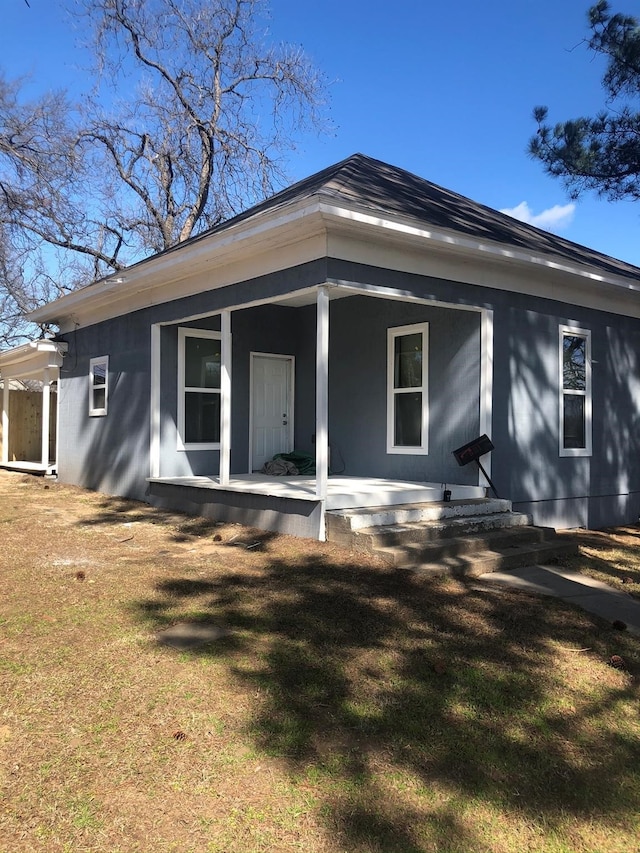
[54,373,61,474]
[220,310,232,486]
[315,286,329,510]
[150,324,161,478]
[41,367,51,469]
[1,378,9,464]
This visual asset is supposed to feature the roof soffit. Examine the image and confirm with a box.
[28,172,640,328]
[317,200,640,295]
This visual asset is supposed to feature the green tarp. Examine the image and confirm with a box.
[273,451,316,475]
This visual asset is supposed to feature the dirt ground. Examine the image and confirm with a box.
[0,472,394,853]
[1,470,639,853]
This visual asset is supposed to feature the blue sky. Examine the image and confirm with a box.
[3,0,640,266]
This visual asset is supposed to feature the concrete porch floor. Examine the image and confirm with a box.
[147,474,486,511]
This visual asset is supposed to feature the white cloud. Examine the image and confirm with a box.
[499,200,576,232]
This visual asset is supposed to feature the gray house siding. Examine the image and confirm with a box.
[55,255,640,531]
[492,296,640,529]
[327,295,481,485]
[325,259,640,529]
[56,262,328,499]
[57,312,152,499]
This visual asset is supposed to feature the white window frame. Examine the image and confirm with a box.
[387,322,429,454]
[559,325,592,458]
[177,327,222,451]
[89,355,109,417]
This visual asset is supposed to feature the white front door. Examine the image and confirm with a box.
[250,353,294,472]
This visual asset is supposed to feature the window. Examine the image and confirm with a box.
[387,323,429,454]
[178,328,221,449]
[89,356,109,416]
[559,326,591,457]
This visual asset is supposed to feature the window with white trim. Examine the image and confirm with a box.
[178,328,222,450]
[387,323,429,454]
[559,326,592,457]
[89,356,109,416]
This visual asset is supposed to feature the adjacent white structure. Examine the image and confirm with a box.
[0,340,67,474]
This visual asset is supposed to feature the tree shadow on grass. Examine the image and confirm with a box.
[133,554,640,852]
[562,526,640,592]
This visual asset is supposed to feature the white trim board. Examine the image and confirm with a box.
[479,309,494,484]
[140,280,486,336]
[150,324,161,478]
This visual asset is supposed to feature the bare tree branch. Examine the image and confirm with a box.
[0,0,329,344]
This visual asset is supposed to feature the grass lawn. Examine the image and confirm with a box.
[1,471,639,853]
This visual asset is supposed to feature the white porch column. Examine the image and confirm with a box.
[315,286,329,506]
[41,367,51,468]
[150,324,161,478]
[220,310,232,486]
[54,376,61,473]
[479,309,494,488]
[1,378,9,464]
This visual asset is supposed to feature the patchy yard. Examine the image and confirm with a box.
[0,471,639,853]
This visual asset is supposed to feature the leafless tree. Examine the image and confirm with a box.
[0,220,62,345]
[0,0,328,343]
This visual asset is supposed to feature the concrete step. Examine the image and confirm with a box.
[371,525,558,565]
[406,538,578,579]
[352,511,531,549]
[325,497,577,576]
[326,498,512,539]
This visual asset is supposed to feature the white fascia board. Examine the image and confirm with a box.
[28,195,640,330]
[29,200,328,329]
[54,235,326,334]
[316,202,640,298]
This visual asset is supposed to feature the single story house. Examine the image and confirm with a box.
[4,153,640,539]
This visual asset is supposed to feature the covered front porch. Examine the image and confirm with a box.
[149,280,493,539]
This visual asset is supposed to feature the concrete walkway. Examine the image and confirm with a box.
[477,565,640,636]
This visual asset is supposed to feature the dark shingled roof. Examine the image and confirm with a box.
[210,152,640,284]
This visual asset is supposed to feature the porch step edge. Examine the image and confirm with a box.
[327,498,512,533]
[353,512,532,548]
[364,523,553,558]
